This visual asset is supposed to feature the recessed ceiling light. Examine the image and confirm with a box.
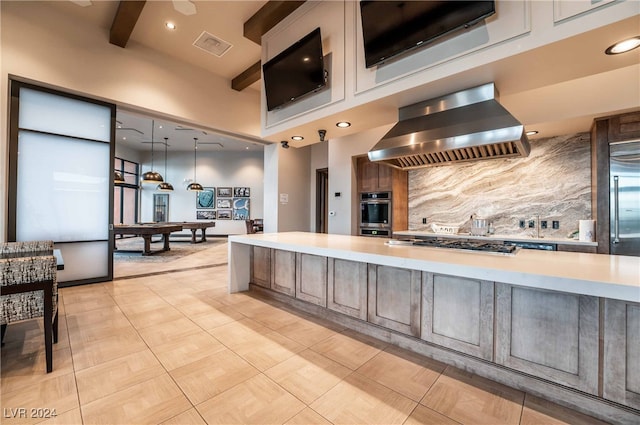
[122,136,127,140]
[159,125,163,129]
[165,22,176,30]
[526,130,539,136]
[245,146,249,150]
[605,36,640,55]
[291,136,304,141]
[336,121,351,128]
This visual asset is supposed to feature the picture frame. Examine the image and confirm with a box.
[233,187,250,197]
[233,198,250,220]
[217,187,232,198]
[196,187,215,209]
[216,198,232,209]
[196,210,216,220]
[217,209,232,220]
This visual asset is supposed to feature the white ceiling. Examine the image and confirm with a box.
[54,1,639,152]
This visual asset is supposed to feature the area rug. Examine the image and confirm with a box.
[113,235,228,263]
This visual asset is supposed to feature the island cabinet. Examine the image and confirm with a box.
[327,259,368,320]
[495,283,600,395]
[421,273,494,361]
[271,249,296,296]
[603,299,640,410]
[367,265,421,337]
[295,253,327,307]
[250,246,271,288]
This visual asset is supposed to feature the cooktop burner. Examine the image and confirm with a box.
[412,239,518,255]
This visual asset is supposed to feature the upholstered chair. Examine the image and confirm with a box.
[0,241,58,373]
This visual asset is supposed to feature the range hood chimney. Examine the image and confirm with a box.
[368,83,530,169]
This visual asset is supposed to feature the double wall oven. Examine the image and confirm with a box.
[360,192,391,237]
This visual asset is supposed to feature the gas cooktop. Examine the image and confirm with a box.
[411,239,519,255]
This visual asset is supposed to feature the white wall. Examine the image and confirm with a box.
[136,150,264,235]
[0,2,261,241]
[277,145,312,232]
[327,124,393,235]
[309,142,329,232]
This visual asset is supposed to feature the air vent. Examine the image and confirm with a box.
[193,31,232,57]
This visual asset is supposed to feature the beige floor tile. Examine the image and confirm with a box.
[170,349,260,404]
[311,372,417,425]
[1,347,75,394]
[274,315,341,347]
[284,408,333,425]
[136,316,202,347]
[64,305,127,330]
[520,394,610,425]
[309,329,387,370]
[0,373,79,425]
[1,318,70,356]
[265,349,352,404]
[189,305,245,330]
[35,407,83,425]
[234,300,303,330]
[160,408,207,425]
[207,318,271,347]
[357,345,446,402]
[404,404,461,425]
[123,304,187,330]
[151,330,226,370]
[80,374,192,425]
[66,313,133,345]
[196,374,305,424]
[75,349,165,405]
[70,326,148,371]
[230,330,305,371]
[62,293,116,315]
[420,367,525,425]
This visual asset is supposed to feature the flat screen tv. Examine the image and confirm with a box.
[360,1,495,68]
[263,27,326,111]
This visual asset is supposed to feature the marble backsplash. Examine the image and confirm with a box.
[408,133,591,238]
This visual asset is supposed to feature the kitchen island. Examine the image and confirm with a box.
[227,232,640,423]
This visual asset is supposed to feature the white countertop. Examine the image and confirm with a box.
[229,232,639,302]
[393,230,598,246]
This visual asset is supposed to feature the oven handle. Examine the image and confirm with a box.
[613,175,620,244]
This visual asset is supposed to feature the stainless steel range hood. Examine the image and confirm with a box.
[368,83,530,169]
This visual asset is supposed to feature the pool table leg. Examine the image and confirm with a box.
[142,235,152,255]
[162,233,171,251]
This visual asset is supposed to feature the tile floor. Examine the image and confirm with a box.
[0,240,610,424]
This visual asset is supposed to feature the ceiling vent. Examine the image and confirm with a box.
[193,31,232,57]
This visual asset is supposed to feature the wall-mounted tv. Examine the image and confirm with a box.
[360,1,495,68]
[263,27,326,111]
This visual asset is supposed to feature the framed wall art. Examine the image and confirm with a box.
[196,187,215,209]
[217,209,232,220]
[233,198,250,220]
[216,198,232,209]
[196,210,216,220]
[217,187,232,198]
[233,187,250,197]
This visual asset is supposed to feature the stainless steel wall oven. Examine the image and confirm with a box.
[360,192,391,237]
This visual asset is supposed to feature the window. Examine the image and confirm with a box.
[114,157,139,225]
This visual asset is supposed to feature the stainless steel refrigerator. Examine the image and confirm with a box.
[610,141,640,256]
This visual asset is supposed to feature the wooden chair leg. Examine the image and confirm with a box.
[44,283,53,373]
[53,311,59,344]
[1,323,6,347]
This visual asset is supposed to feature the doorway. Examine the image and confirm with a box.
[316,168,329,233]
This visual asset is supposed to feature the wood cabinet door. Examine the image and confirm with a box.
[250,246,271,288]
[495,283,599,395]
[295,253,327,307]
[327,258,368,320]
[271,249,296,296]
[603,299,640,410]
[608,111,640,142]
[367,264,421,337]
[376,163,393,191]
[359,158,379,192]
[421,273,494,360]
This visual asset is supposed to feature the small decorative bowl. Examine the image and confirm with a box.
[431,223,460,234]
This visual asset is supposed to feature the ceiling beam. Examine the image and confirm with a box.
[233,1,306,91]
[232,61,262,92]
[110,1,146,48]
[243,1,306,45]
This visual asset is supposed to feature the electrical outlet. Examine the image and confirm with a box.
[528,220,535,228]
[519,220,525,229]
[552,220,560,229]
[422,218,427,224]
[541,220,548,229]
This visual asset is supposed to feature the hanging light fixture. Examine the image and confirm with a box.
[187,137,204,191]
[141,119,164,184]
[157,137,174,191]
[114,170,125,185]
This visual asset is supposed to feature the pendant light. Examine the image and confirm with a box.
[186,137,204,191]
[114,170,125,185]
[141,119,164,184]
[157,137,174,191]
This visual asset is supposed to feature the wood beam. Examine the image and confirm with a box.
[110,1,146,48]
[232,61,262,92]
[243,1,306,45]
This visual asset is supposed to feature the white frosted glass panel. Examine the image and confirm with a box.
[55,242,109,283]
[16,132,110,242]
[19,88,111,142]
